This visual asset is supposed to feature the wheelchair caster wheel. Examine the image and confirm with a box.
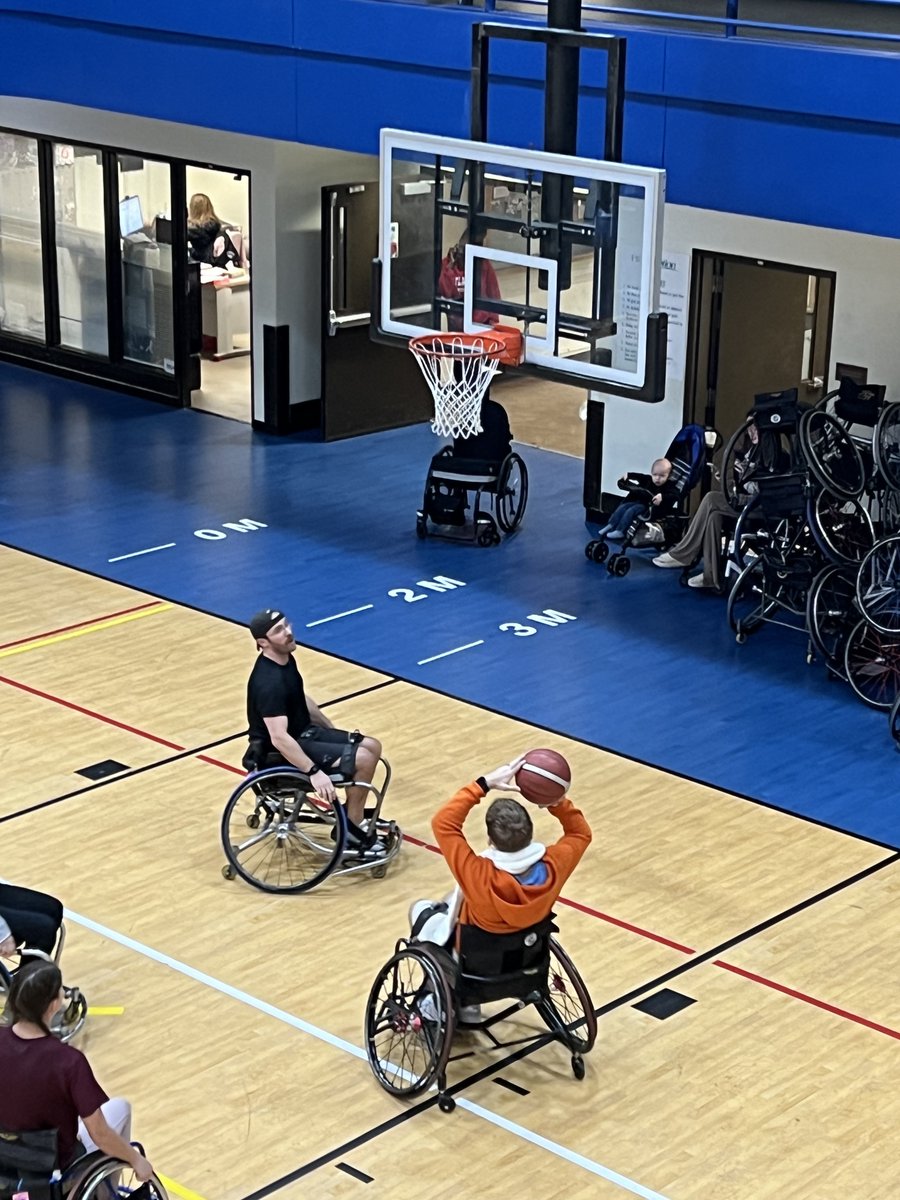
[371,864,387,879]
[571,1055,586,1080]
[222,864,235,881]
[416,515,427,539]
[614,556,630,577]
[736,631,747,645]
[438,1095,456,1113]
[477,526,499,547]
[246,812,260,829]
[588,540,609,564]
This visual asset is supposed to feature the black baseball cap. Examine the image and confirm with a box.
[249,609,285,641]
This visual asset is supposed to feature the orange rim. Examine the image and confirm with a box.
[409,333,506,359]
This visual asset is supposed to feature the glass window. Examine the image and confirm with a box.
[54,143,108,355]
[118,155,174,371]
[0,133,45,340]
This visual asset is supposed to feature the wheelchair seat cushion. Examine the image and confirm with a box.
[0,1126,58,1198]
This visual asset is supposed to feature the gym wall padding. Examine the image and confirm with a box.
[0,0,899,236]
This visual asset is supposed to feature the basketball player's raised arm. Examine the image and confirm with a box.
[544,798,592,879]
[431,781,485,883]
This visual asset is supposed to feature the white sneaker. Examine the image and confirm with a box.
[687,574,714,589]
[606,530,624,541]
[652,552,682,568]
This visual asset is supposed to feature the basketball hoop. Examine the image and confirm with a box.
[410,332,513,439]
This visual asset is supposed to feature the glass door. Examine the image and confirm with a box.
[117,154,174,373]
[0,133,45,341]
[53,143,108,355]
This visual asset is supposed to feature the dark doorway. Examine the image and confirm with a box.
[318,180,429,440]
[685,251,835,444]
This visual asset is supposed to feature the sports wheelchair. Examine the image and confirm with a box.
[416,398,528,547]
[364,914,596,1112]
[0,891,87,1043]
[585,423,713,577]
[0,1130,167,1200]
[221,758,401,893]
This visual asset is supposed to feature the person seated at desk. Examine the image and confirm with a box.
[187,193,240,267]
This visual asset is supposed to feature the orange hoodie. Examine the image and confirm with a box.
[431,781,592,934]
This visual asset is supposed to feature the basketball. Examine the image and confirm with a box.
[516,749,571,806]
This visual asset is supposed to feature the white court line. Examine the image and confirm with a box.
[418,639,485,665]
[457,1098,672,1199]
[62,906,366,1061]
[305,604,374,627]
[108,543,176,563]
[61,906,665,1198]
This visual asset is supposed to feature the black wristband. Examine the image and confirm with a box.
[307,764,321,776]
[476,776,489,794]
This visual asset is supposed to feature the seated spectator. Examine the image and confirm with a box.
[597,457,680,541]
[0,882,64,959]
[653,421,760,589]
[0,960,154,1182]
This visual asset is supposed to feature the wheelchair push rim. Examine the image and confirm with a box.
[535,938,597,1055]
[365,944,455,1098]
[221,767,346,894]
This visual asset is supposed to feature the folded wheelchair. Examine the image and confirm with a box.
[221,758,401,893]
[416,398,528,547]
[364,914,596,1112]
[0,1130,167,1200]
[585,423,712,577]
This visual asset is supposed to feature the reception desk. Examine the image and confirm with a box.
[201,269,250,360]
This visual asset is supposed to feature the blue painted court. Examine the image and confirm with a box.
[2,362,895,847]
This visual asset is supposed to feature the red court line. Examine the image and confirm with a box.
[715,960,900,1041]
[197,755,243,774]
[0,674,184,751]
[0,601,162,651]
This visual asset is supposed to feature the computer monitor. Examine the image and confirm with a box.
[119,195,144,238]
[154,216,173,245]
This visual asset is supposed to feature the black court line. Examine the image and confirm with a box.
[243,848,900,1200]
[0,731,246,825]
[335,1163,373,1184]
[4,540,893,854]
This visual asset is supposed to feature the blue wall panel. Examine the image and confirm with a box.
[0,14,299,144]
[1,1,899,239]
[0,0,293,46]
[665,103,900,238]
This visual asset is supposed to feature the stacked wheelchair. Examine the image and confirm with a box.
[0,1131,167,1200]
[364,915,596,1112]
[722,380,900,729]
[221,759,401,893]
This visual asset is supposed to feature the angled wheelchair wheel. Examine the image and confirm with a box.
[727,558,773,641]
[496,452,528,533]
[799,409,866,499]
[720,418,756,511]
[536,939,597,1055]
[874,402,900,491]
[808,491,874,565]
[856,535,900,635]
[806,565,856,672]
[844,618,900,711]
[69,1156,169,1199]
[890,691,900,748]
[221,767,346,894]
[365,943,455,1098]
[586,539,609,564]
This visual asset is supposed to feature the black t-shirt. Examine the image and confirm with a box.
[247,655,311,752]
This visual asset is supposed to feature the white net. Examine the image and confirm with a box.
[410,334,504,439]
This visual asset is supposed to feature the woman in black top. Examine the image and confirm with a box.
[187,193,224,264]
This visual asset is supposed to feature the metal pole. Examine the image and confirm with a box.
[542,0,582,288]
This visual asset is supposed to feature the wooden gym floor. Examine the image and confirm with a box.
[4,544,900,1200]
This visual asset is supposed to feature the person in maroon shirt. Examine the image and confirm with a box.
[0,961,154,1181]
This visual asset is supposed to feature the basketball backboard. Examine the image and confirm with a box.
[375,128,667,400]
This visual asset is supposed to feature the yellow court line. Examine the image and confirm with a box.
[87,1005,125,1016]
[0,603,172,658]
[157,1173,210,1200]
